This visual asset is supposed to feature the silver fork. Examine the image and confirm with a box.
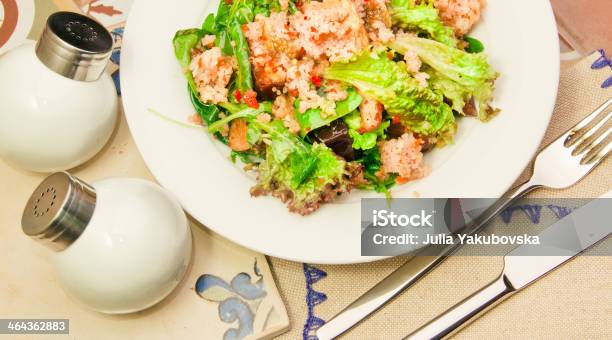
[316,98,612,340]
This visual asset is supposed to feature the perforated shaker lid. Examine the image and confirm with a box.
[36,11,113,81]
[22,172,96,251]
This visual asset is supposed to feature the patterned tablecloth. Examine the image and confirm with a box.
[1,1,611,340]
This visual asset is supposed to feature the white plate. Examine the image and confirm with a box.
[121,0,559,264]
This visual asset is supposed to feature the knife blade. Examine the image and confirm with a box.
[406,191,611,340]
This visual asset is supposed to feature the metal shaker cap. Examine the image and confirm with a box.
[36,11,113,81]
[22,172,97,251]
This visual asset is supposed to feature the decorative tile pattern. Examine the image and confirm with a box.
[195,259,283,340]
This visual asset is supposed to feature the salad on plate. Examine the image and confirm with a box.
[172,0,498,215]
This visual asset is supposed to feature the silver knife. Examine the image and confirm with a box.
[317,195,525,340]
[405,191,611,340]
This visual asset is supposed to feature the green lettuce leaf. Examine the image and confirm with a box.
[257,120,318,188]
[173,29,201,69]
[228,20,253,91]
[354,147,396,200]
[343,109,362,130]
[349,129,377,150]
[173,28,230,137]
[209,104,351,211]
[250,0,298,16]
[246,123,262,145]
[203,0,255,90]
[172,29,202,95]
[345,110,390,150]
[208,106,319,188]
[389,0,457,47]
[325,49,455,138]
[295,87,363,136]
[464,36,484,53]
[190,89,221,125]
[207,0,296,91]
[392,35,499,120]
[173,0,257,128]
[254,142,349,213]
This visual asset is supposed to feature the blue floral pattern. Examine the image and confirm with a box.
[302,264,327,340]
[591,49,612,88]
[500,204,575,224]
[195,259,268,340]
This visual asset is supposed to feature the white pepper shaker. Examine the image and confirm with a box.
[21,172,192,314]
[0,12,118,172]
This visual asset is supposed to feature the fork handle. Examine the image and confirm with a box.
[405,274,515,340]
[464,179,541,234]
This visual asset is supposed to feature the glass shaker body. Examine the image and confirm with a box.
[51,178,192,314]
[0,41,117,172]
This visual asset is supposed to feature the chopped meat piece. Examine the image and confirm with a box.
[285,58,328,114]
[434,0,486,36]
[414,72,430,87]
[403,49,422,73]
[256,113,272,123]
[290,0,368,61]
[201,34,216,48]
[272,95,293,119]
[188,113,203,125]
[359,97,383,132]
[369,20,395,43]
[244,13,299,95]
[359,0,394,43]
[273,94,301,133]
[362,0,392,27]
[324,80,348,102]
[189,47,236,104]
[380,133,430,181]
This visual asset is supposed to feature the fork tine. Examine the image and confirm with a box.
[564,98,612,147]
[581,130,611,165]
[572,112,612,155]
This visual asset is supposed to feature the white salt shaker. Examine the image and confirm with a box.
[21,172,192,314]
[0,12,117,172]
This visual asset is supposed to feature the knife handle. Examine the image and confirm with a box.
[405,274,515,340]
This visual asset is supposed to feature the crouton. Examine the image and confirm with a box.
[228,119,250,151]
